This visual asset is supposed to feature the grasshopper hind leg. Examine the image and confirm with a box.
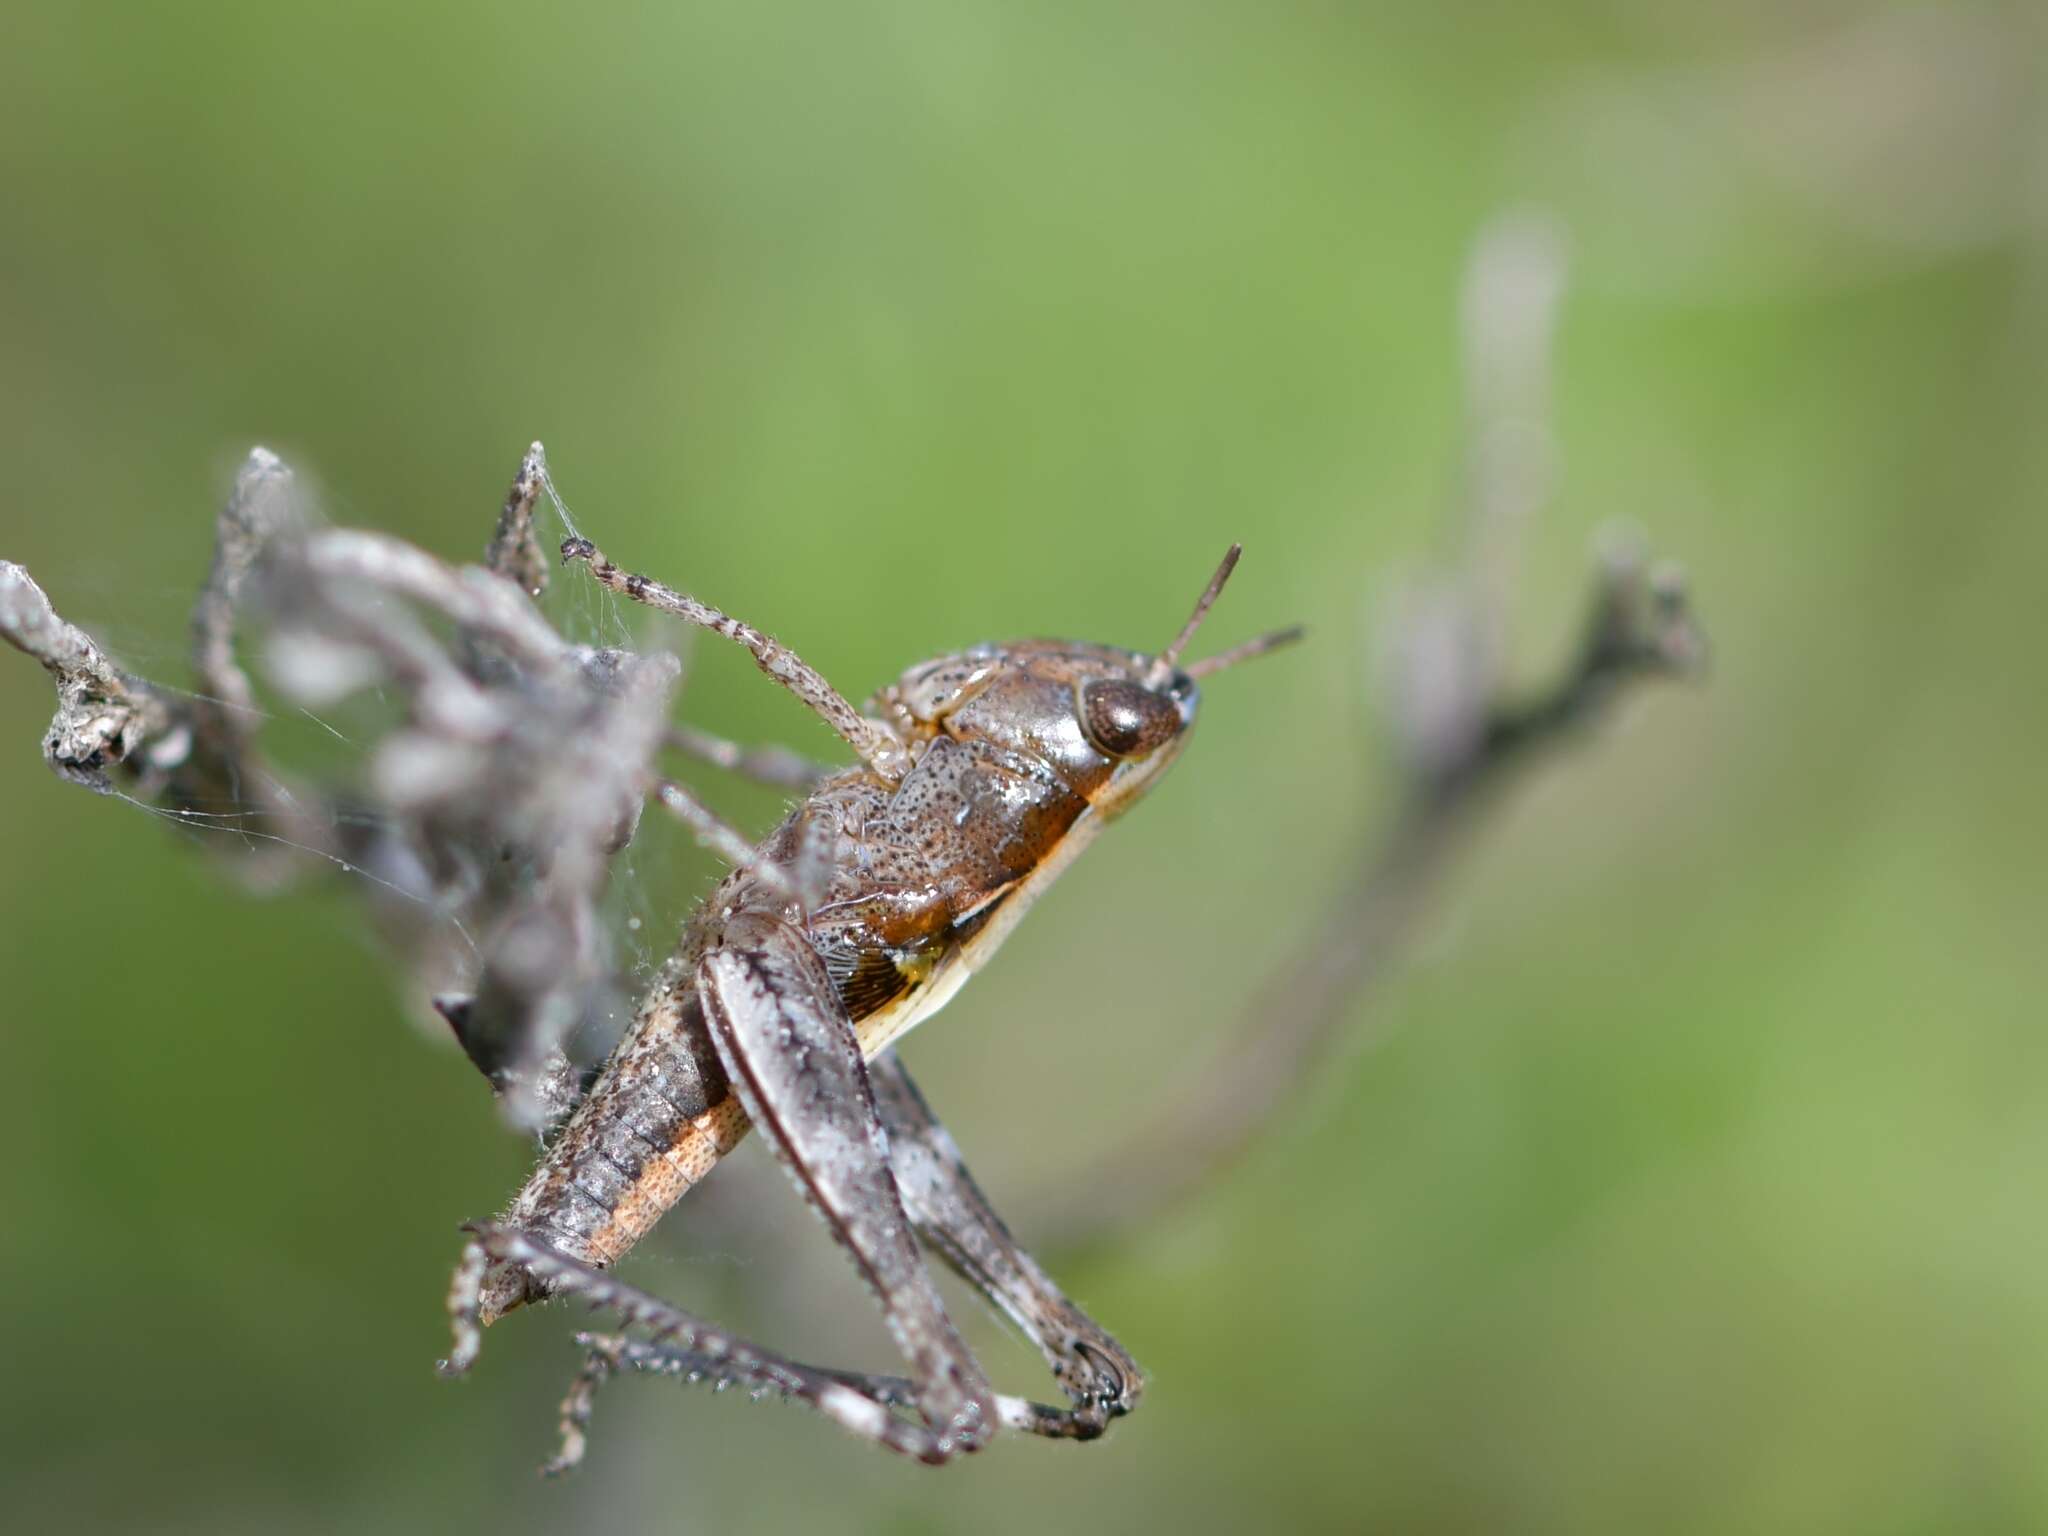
[549,1331,1111,1475]
[695,911,1000,1458]
[869,1051,1144,1435]
[455,1225,985,1468]
[440,908,1010,1471]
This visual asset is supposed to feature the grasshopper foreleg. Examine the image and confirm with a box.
[560,535,909,780]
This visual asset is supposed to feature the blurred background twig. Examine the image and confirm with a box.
[1043,212,1706,1244]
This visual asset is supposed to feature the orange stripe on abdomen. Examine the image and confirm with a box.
[583,1095,754,1269]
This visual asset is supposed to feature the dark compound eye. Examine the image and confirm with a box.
[1079,679,1181,758]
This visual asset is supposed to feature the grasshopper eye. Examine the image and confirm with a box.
[1079,679,1181,758]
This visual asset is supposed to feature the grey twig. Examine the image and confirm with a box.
[191,447,300,739]
[3,443,311,840]
[0,559,175,792]
[1,440,712,1131]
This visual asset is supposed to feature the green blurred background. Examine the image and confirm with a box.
[2,4,2042,1532]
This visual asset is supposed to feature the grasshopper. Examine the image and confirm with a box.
[438,530,1301,1470]
[0,443,1296,1471]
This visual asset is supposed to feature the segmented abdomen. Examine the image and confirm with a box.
[489,977,751,1314]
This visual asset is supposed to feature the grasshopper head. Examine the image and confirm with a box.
[882,545,1302,818]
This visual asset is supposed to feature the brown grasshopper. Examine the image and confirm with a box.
[438,531,1302,1470]
[0,442,1296,1471]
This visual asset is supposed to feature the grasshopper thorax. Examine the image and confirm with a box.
[878,640,1198,820]
[758,545,1299,1054]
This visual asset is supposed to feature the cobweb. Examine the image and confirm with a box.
[0,442,780,1132]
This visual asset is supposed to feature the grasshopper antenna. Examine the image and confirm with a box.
[1149,543,1241,686]
[1150,543,1304,684]
[1184,622,1306,679]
